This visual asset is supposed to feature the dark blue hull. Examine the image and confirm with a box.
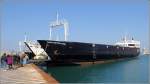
[37,40,140,62]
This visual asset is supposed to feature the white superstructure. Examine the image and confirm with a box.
[25,41,49,60]
[115,37,140,48]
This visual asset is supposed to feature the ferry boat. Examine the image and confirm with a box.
[25,13,140,62]
[37,37,140,62]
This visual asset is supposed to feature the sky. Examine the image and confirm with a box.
[1,0,149,52]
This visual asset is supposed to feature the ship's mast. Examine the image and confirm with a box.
[19,41,22,52]
[24,33,27,42]
[49,12,69,41]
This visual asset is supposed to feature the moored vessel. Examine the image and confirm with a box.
[38,37,140,62]
[26,13,140,63]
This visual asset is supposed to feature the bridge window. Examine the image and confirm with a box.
[128,44,135,46]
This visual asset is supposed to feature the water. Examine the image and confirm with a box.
[44,55,149,83]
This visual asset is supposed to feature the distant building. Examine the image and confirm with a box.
[142,48,150,55]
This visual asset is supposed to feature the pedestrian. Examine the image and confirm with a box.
[19,52,25,67]
[6,54,13,70]
[23,54,29,65]
[16,54,20,67]
[13,53,20,69]
[1,53,7,69]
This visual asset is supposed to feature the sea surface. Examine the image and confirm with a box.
[43,55,149,83]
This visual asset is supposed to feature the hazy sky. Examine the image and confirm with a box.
[1,0,149,51]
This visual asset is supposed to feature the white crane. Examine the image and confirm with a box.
[49,13,69,41]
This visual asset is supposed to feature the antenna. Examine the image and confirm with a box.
[24,33,27,42]
[124,35,127,42]
[56,12,59,24]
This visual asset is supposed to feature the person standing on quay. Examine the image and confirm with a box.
[23,54,29,65]
[1,53,7,69]
[19,52,25,67]
[6,54,14,70]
